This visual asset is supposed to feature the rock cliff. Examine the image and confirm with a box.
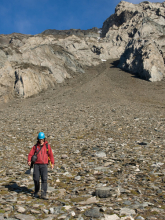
[0,33,100,102]
[0,1,165,102]
[101,1,165,81]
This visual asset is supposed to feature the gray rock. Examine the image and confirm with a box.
[14,214,36,220]
[76,215,84,220]
[120,207,136,216]
[43,217,54,220]
[95,187,112,198]
[47,186,56,193]
[95,151,106,158]
[94,166,109,172]
[135,216,145,220]
[53,207,64,215]
[84,207,103,218]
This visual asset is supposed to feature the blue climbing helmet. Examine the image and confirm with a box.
[38,132,45,139]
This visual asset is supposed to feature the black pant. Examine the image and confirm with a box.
[33,164,48,196]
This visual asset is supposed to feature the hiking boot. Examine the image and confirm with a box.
[41,194,48,200]
[33,193,39,198]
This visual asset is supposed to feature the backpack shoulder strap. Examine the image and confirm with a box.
[46,143,48,155]
[34,144,37,153]
[34,143,44,156]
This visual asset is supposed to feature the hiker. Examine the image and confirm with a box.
[28,132,54,199]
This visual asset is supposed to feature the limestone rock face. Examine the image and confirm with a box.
[0,33,100,102]
[101,1,165,81]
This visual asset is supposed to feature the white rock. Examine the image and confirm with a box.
[95,151,106,158]
[101,214,120,220]
[70,211,76,216]
[17,206,26,213]
[64,205,72,210]
[49,207,54,214]
[120,208,136,216]
[79,196,99,205]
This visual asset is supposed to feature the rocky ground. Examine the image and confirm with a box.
[0,59,165,220]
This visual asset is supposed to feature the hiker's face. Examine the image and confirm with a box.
[39,139,44,145]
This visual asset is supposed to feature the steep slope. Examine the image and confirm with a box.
[0,59,165,219]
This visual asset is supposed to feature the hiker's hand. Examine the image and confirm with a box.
[28,161,31,166]
[51,164,54,169]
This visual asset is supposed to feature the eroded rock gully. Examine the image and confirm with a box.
[0,60,165,219]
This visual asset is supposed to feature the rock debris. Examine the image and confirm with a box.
[0,60,165,219]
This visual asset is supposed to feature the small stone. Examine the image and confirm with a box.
[74,150,80,154]
[95,187,112,198]
[100,206,107,212]
[74,176,81,181]
[49,207,54,214]
[64,205,72,210]
[59,188,66,196]
[104,162,113,167]
[79,196,99,205]
[135,216,145,220]
[43,209,49,214]
[33,204,40,208]
[31,209,40,214]
[17,206,26,213]
[15,214,36,220]
[85,207,103,218]
[120,208,136,216]
[95,151,106,158]
[71,211,76,216]
[121,216,134,220]
[61,154,68,159]
[101,214,120,220]
[3,213,8,219]
[77,215,84,220]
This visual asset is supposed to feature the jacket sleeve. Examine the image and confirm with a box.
[48,145,55,164]
[28,145,36,162]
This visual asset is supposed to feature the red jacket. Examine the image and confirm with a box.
[28,141,54,165]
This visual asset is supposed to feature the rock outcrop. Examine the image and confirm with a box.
[101,1,165,81]
[0,1,165,102]
[42,27,101,38]
[0,33,100,102]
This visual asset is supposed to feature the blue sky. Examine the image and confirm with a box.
[0,0,164,35]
